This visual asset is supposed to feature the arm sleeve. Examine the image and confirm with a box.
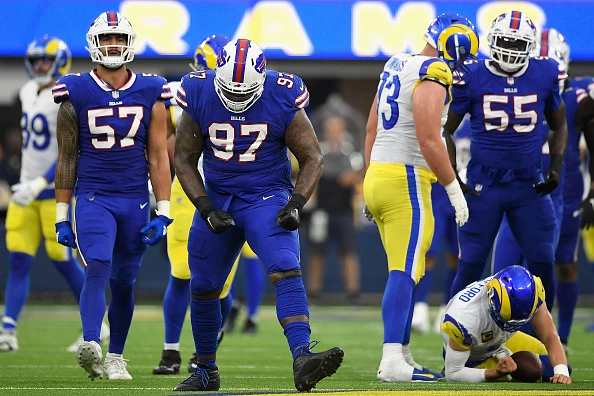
[445,343,487,382]
[43,161,57,183]
[441,314,473,349]
[176,73,202,125]
[52,77,71,104]
[281,73,310,129]
[158,76,174,102]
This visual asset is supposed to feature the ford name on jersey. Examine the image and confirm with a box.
[176,69,309,202]
[52,71,173,197]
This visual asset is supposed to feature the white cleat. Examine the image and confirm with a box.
[77,341,103,380]
[0,332,18,351]
[434,305,447,334]
[67,321,111,352]
[411,302,430,335]
[104,354,132,380]
[378,358,439,382]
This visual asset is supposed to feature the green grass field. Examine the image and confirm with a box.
[1,305,593,395]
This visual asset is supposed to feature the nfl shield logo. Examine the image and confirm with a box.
[112,90,120,99]
[507,77,514,85]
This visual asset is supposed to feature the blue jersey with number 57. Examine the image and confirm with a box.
[450,58,566,183]
[176,69,309,202]
[53,71,172,197]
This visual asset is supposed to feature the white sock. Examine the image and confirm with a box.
[106,352,122,359]
[164,343,180,351]
[402,344,422,369]
[382,343,404,360]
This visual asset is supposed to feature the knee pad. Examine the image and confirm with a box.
[8,252,34,275]
[274,276,309,322]
[526,242,555,264]
[460,243,491,265]
[190,275,223,297]
[84,259,111,280]
[266,248,300,275]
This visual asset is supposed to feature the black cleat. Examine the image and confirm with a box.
[174,362,220,391]
[241,318,258,334]
[153,349,181,375]
[293,347,344,392]
[187,352,199,373]
[224,305,240,333]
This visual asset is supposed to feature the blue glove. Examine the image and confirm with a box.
[140,215,174,246]
[55,221,77,248]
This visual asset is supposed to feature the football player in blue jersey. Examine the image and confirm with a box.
[172,39,343,392]
[445,11,568,313]
[0,35,108,352]
[52,12,173,380]
[492,29,592,350]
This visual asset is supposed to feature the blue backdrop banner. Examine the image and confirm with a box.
[4,1,593,60]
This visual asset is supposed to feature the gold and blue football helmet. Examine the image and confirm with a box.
[25,35,71,85]
[190,34,229,71]
[424,13,479,72]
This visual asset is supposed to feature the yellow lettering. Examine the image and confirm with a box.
[352,2,435,57]
[120,0,189,55]
[477,2,546,55]
[234,1,312,56]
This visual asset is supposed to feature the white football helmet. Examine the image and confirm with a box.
[535,28,570,69]
[214,39,267,113]
[86,11,136,69]
[487,11,537,72]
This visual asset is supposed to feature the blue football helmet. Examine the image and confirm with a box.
[190,34,229,71]
[25,35,71,85]
[486,265,546,332]
[424,13,479,71]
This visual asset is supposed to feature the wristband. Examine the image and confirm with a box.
[56,202,69,223]
[553,364,569,377]
[192,196,214,219]
[156,200,170,218]
[444,179,462,195]
[289,194,307,211]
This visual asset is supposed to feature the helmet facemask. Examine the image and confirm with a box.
[26,56,58,85]
[86,12,136,69]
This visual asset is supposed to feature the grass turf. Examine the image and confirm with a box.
[0,305,593,395]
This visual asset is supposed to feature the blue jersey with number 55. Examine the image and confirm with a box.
[53,71,172,197]
[450,58,566,183]
[177,69,309,202]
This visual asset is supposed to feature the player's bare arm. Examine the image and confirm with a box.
[285,109,323,201]
[147,100,172,203]
[413,80,455,185]
[364,94,378,170]
[55,100,79,204]
[575,93,594,132]
[173,110,206,201]
[445,338,514,382]
[531,304,572,384]
[443,109,465,171]
[545,101,569,160]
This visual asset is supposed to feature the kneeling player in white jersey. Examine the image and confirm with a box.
[0,36,108,352]
[363,13,477,382]
[441,265,571,384]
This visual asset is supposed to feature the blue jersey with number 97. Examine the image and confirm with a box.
[450,58,566,184]
[53,70,172,197]
[176,69,310,202]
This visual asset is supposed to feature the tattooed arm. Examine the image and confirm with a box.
[285,109,323,201]
[173,110,206,202]
[55,100,79,207]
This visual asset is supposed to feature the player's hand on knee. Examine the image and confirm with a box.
[495,356,517,377]
[363,205,375,223]
[276,194,306,231]
[533,169,560,197]
[577,189,594,229]
[141,215,174,245]
[55,221,77,248]
[550,373,572,384]
[10,176,48,207]
[444,180,469,226]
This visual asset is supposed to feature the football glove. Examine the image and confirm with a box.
[444,180,469,226]
[55,221,77,248]
[140,215,174,245]
[534,154,562,197]
[276,194,306,231]
[363,205,375,223]
[11,176,48,207]
[579,190,594,230]
[193,196,235,234]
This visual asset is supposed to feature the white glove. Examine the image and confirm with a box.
[444,179,469,226]
[11,176,48,207]
[363,205,375,223]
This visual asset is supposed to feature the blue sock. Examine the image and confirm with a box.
[415,269,432,304]
[190,296,221,366]
[108,278,136,354]
[443,267,456,305]
[163,275,190,344]
[403,286,417,345]
[220,293,232,327]
[539,354,572,382]
[52,259,84,304]
[244,257,264,318]
[450,259,484,298]
[3,253,34,330]
[274,276,311,358]
[527,262,555,312]
[556,280,578,343]
[382,270,414,343]
[80,261,110,344]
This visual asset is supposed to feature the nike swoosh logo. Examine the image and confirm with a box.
[140,202,148,209]
[437,68,448,73]
[300,82,304,91]
[413,373,436,378]
[263,195,275,200]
